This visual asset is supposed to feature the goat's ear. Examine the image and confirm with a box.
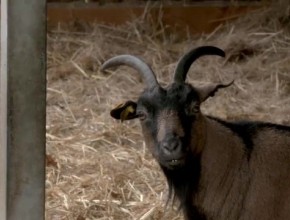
[195,80,234,102]
[110,101,138,122]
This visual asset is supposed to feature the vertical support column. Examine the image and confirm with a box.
[0,0,47,219]
[0,0,8,219]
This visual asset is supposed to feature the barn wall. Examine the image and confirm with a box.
[47,2,263,34]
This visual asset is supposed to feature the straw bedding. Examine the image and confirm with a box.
[46,2,290,219]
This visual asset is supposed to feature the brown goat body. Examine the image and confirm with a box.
[101,46,290,220]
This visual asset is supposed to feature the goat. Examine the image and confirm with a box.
[101,46,290,220]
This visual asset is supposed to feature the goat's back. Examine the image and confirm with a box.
[197,119,290,220]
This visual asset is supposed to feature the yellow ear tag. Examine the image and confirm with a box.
[120,105,135,122]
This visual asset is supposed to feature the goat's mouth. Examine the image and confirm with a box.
[164,157,186,169]
[168,159,184,166]
[157,149,187,169]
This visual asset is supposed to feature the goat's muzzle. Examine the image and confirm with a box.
[159,135,186,169]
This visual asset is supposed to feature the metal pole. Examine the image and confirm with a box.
[0,0,46,219]
[0,0,8,218]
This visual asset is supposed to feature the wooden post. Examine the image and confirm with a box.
[0,0,46,219]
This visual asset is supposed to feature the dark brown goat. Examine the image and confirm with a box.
[101,46,290,220]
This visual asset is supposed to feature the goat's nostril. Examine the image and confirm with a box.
[162,140,180,153]
[162,142,168,149]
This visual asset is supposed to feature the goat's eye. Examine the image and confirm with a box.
[186,102,199,115]
[137,111,147,121]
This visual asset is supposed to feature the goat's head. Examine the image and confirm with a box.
[101,46,233,170]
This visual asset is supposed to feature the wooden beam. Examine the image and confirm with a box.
[47,2,263,33]
[0,0,46,219]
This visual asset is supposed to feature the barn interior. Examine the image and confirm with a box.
[45,0,290,219]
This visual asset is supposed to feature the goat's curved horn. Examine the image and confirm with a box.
[174,46,225,83]
[101,55,159,89]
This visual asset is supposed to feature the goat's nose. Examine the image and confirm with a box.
[162,138,181,154]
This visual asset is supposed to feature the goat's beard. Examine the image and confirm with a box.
[159,153,201,206]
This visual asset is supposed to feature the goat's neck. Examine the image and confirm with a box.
[194,116,250,218]
[202,116,247,183]
[162,116,250,219]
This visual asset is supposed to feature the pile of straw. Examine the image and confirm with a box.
[46,2,290,219]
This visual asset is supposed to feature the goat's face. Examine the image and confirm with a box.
[109,81,231,169]
[136,83,199,169]
[102,46,233,170]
